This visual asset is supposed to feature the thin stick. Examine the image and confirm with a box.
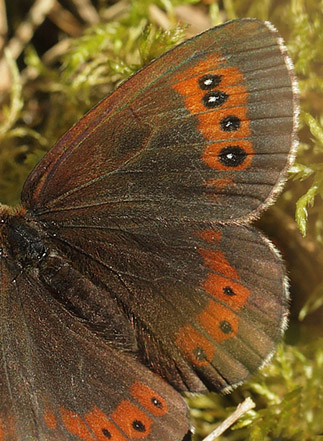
[201,397,255,441]
[48,1,83,36]
[0,0,56,94]
[149,4,170,30]
[101,1,128,21]
[69,0,99,24]
[0,0,8,54]
[7,0,55,60]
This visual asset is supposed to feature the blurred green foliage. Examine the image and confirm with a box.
[0,0,322,440]
[189,341,323,440]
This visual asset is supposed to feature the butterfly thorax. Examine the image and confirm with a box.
[0,208,48,269]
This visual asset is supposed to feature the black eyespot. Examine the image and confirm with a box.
[223,286,236,296]
[202,91,228,108]
[132,420,146,432]
[193,347,207,361]
[220,115,241,132]
[198,74,222,90]
[220,320,233,334]
[102,428,111,438]
[151,397,163,408]
[218,146,247,167]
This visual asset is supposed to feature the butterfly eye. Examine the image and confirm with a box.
[220,115,241,132]
[218,146,247,167]
[202,90,228,108]
[198,74,222,90]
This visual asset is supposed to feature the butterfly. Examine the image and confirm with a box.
[0,18,298,441]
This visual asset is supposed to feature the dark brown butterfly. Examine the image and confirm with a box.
[0,18,298,440]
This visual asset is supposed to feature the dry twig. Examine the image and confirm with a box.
[201,397,255,441]
[0,0,7,54]
[48,1,83,36]
[0,0,56,94]
[69,0,100,24]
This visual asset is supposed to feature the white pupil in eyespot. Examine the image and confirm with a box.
[204,79,212,85]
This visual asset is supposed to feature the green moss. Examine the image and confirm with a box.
[187,341,323,440]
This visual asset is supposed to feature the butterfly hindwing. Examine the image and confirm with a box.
[27,216,287,392]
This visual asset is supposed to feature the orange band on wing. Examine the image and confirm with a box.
[85,407,127,441]
[198,229,222,243]
[203,140,254,171]
[198,106,250,140]
[206,178,233,192]
[43,408,57,430]
[198,302,238,343]
[131,382,168,417]
[203,273,250,310]
[172,57,223,82]
[172,54,253,175]
[199,248,239,279]
[60,408,95,441]
[111,401,153,439]
[176,324,215,366]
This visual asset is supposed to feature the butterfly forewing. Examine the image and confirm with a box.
[22,19,297,224]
